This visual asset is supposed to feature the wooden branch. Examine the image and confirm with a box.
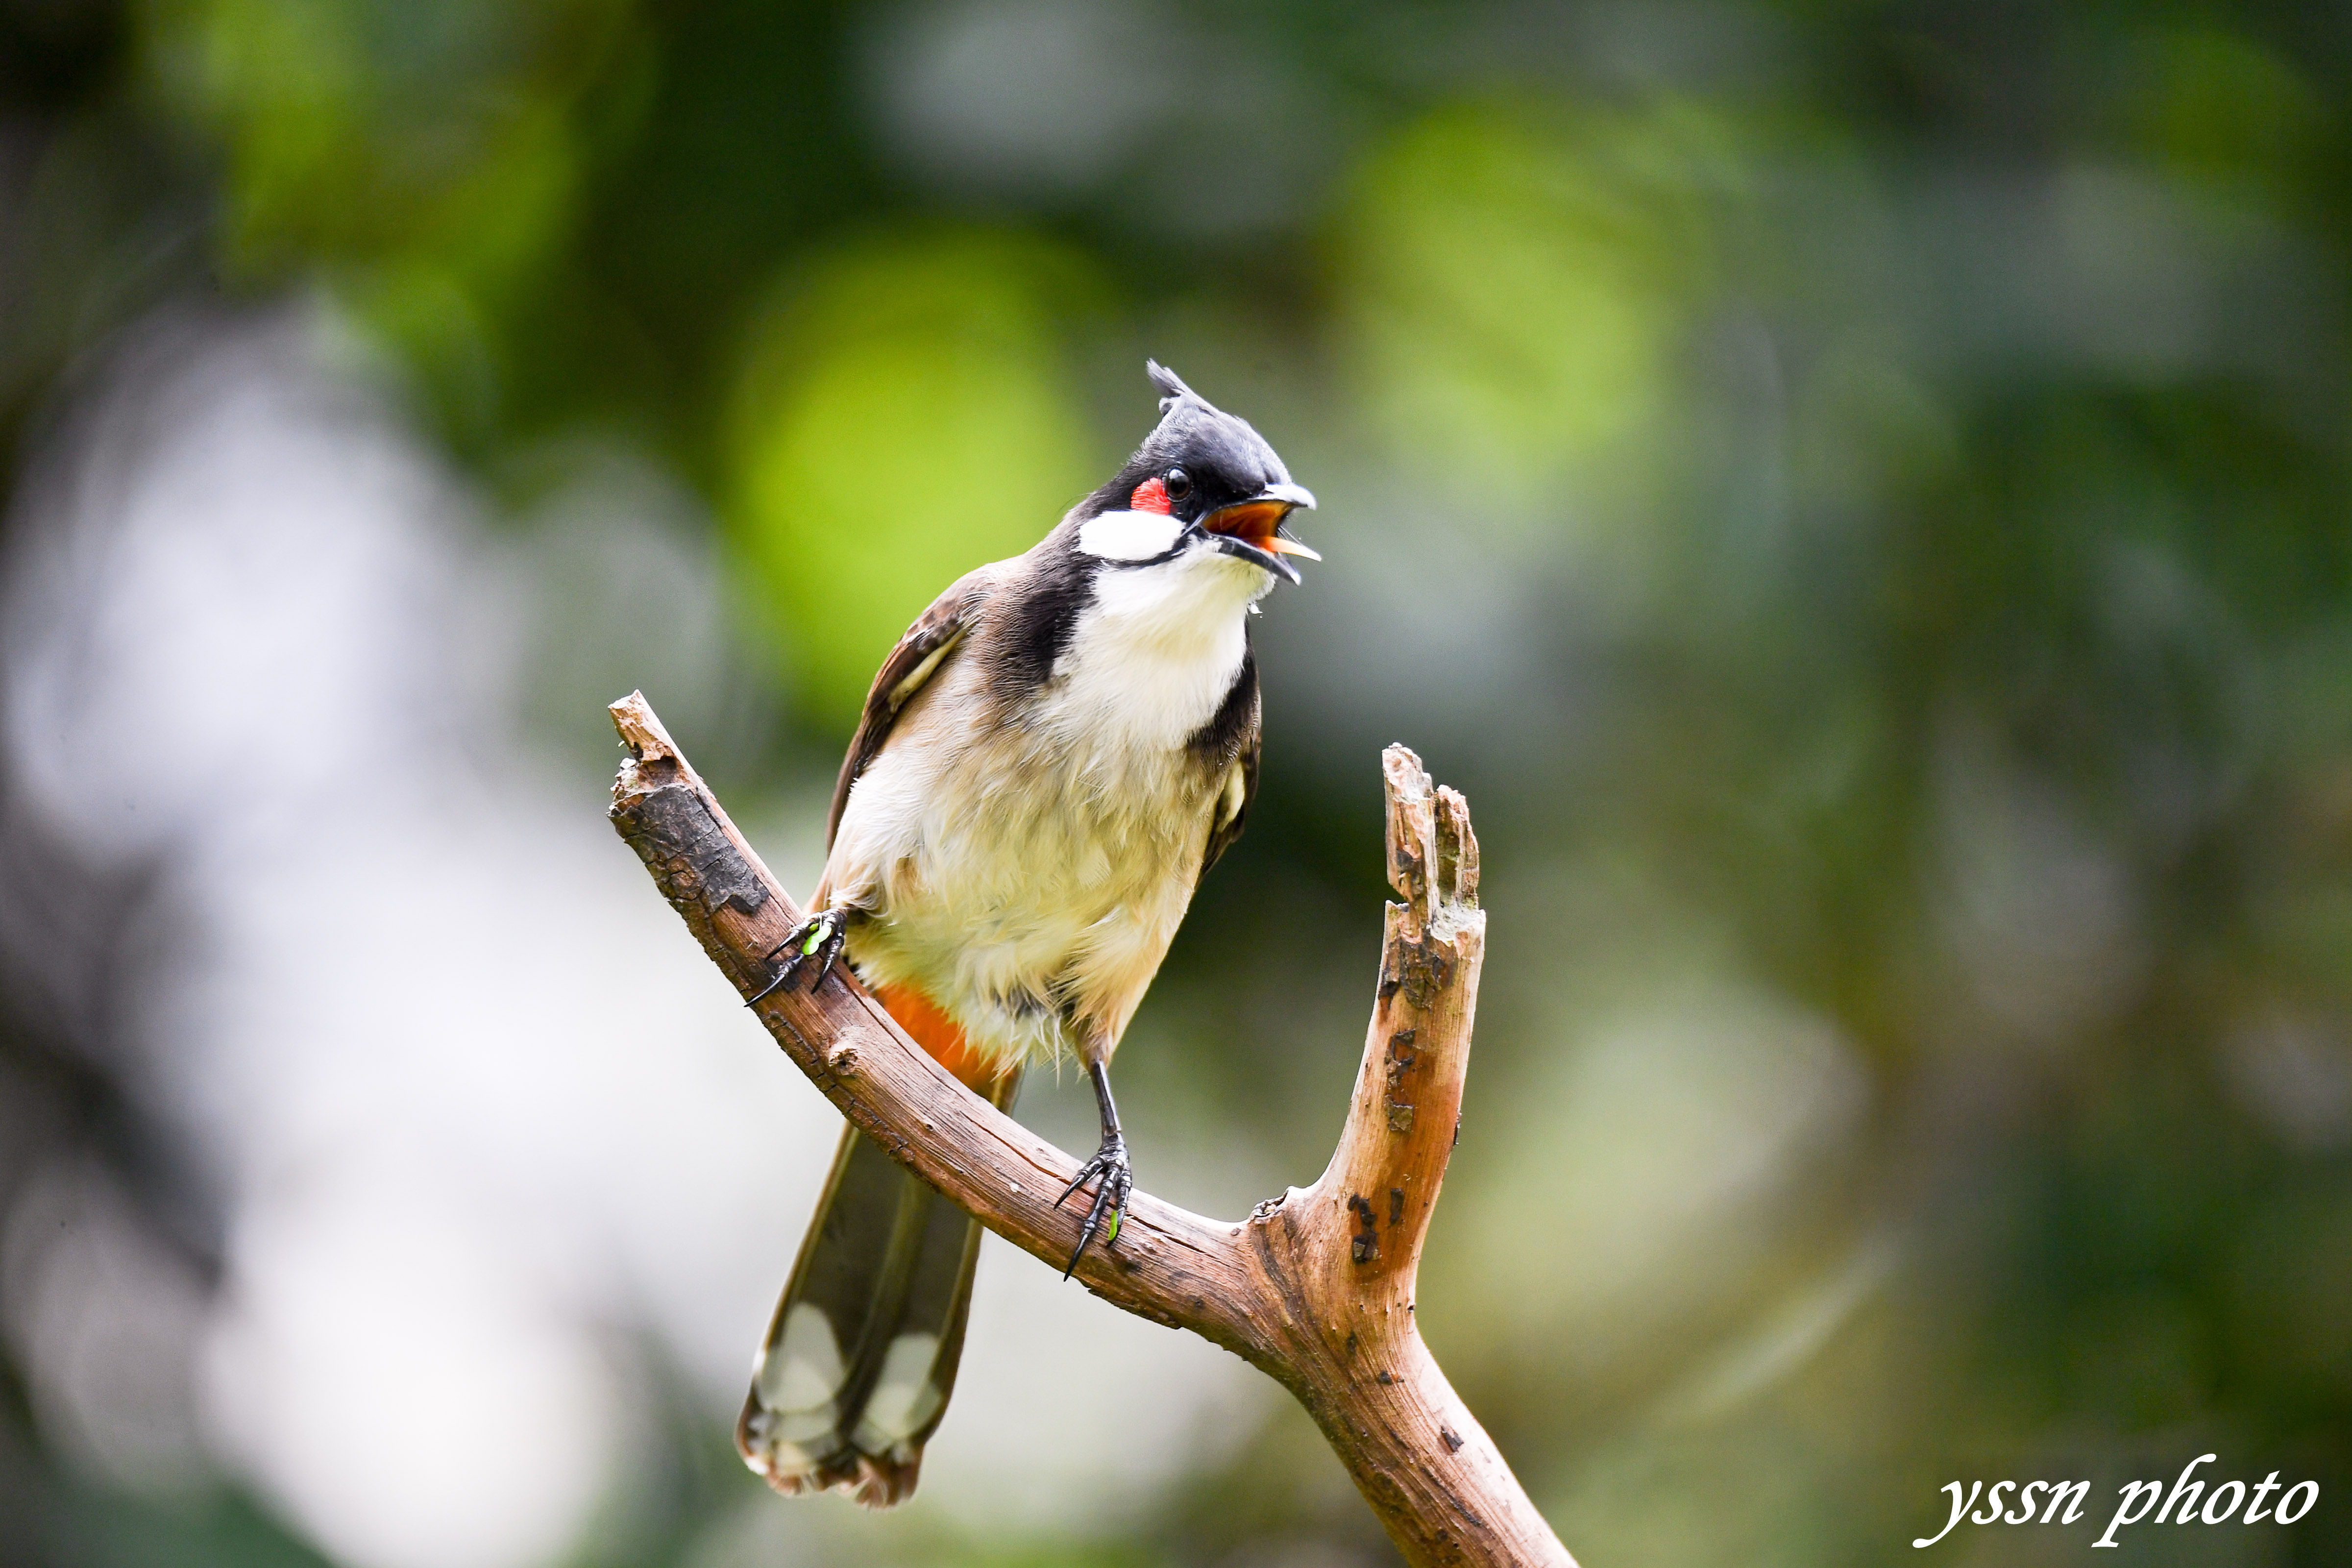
[608,692,1574,1568]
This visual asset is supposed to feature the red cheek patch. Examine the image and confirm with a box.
[1129,477,1171,514]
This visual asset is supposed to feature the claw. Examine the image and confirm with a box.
[1056,1136,1131,1278]
[801,915,847,991]
[746,909,849,1008]
[744,949,801,1008]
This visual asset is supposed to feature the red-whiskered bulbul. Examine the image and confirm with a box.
[734,362,1317,1505]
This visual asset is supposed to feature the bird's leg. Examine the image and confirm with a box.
[745,905,854,1007]
[1056,1058,1132,1276]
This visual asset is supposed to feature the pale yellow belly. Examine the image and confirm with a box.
[837,738,1215,1068]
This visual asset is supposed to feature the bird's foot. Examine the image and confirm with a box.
[1055,1134,1131,1278]
[745,906,851,1007]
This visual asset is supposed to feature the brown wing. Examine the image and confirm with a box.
[1196,661,1261,890]
[826,569,986,849]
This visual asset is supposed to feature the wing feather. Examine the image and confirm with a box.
[1196,674,1260,889]
[827,571,986,849]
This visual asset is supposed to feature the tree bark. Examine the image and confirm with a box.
[608,692,1574,1568]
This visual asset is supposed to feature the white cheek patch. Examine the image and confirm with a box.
[1076,509,1183,562]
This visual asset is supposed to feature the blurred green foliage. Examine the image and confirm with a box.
[4,0,2351,1566]
[140,0,644,425]
[1334,101,1712,514]
[728,232,1102,717]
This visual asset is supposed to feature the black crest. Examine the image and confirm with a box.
[1147,359,1203,413]
[1071,362,1296,526]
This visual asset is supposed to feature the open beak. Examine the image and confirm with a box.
[1204,482,1320,584]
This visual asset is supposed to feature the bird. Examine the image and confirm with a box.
[732,361,1317,1506]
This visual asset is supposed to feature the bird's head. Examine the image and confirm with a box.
[1069,362,1318,588]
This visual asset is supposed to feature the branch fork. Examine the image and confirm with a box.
[608,692,1573,1568]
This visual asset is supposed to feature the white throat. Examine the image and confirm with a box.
[1045,544,1267,753]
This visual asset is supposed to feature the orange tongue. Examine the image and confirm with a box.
[1205,499,1286,542]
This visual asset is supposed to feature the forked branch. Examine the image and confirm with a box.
[608,692,1574,1568]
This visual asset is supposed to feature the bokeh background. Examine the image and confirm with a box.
[3,1,2349,1565]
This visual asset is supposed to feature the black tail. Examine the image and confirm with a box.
[735,1071,1020,1506]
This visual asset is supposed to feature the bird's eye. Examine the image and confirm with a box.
[1164,468,1192,501]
